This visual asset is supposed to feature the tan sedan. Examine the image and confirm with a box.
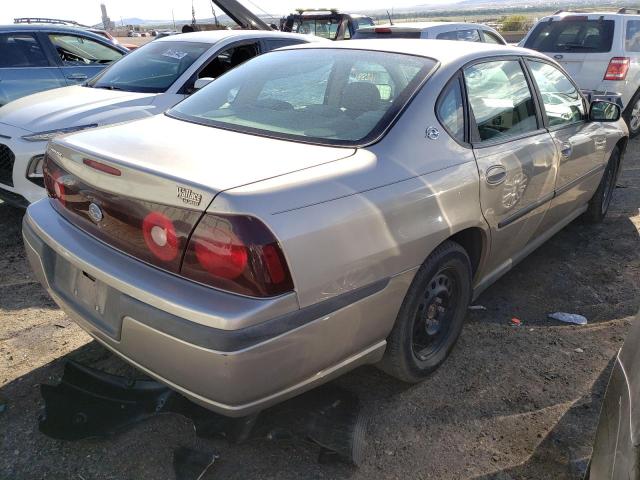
[23,40,627,416]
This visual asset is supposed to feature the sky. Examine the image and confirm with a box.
[1,0,455,25]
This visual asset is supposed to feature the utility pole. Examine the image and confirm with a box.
[211,1,219,27]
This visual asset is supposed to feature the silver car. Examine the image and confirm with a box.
[23,40,627,417]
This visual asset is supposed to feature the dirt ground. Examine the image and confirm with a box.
[1,138,639,480]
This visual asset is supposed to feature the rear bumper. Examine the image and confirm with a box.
[22,200,403,416]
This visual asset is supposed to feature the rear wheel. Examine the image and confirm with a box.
[379,241,472,383]
[623,90,640,138]
[584,146,621,223]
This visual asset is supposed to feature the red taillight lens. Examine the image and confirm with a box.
[182,214,294,297]
[142,212,179,262]
[604,57,630,81]
[375,27,392,33]
[44,154,67,206]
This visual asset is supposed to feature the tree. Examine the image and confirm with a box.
[502,15,528,32]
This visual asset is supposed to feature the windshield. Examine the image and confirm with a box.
[88,41,211,93]
[524,19,614,53]
[168,49,436,146]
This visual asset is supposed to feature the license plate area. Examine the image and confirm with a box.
[51,255,123,340]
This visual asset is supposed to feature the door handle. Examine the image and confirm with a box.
[66,73,88,80]
[559,142,573,158]
[485,165,507,185]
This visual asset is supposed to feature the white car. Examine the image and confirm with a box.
[520,9,640,137]
[0,30,321,207]
[353,22,507,44]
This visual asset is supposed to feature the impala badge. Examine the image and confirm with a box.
[88,203,103,223]
[177,186,202,206]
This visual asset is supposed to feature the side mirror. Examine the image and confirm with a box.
[193,77,215,91]
[589,100,621,122]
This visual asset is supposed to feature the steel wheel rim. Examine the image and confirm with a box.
[412,267,459,361]
[630,99,640,132]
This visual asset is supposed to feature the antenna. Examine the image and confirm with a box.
[387,9,394,25]
[192,0,196,26]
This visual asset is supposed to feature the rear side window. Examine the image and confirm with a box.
[437,78,465,143]
[49,34,123,65]
[0,33,49,68]
[524,19,614,53]
[482,31,504,44]
[626,20,640,51]
[436,29,481,42]
[464,60,538,142]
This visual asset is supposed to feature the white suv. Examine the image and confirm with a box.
[521,9,640,136]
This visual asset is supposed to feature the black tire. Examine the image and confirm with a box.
[623,89,640,138]
[584,146,621,223]
[379,240,472,383]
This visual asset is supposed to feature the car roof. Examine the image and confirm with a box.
[156,30,325,45]
[0,23,126,47]
[358,21,493,32]
[543,11,640,20]
[283,38,546,65]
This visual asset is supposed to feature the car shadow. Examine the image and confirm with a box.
[470,358,615,480]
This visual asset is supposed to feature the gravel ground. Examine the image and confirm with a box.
[0,139,638,479]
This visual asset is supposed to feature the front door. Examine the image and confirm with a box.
[464,58,558,277]
[525,59,605,228]
[46,32,124,85]
[0,32,66,106]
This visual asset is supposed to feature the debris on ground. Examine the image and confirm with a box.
[173,447,218,480]
[548,312,588,326]
[39,361,367,466]
[468,305,487,311]
[575,348,585,353]
[510,318,522,326]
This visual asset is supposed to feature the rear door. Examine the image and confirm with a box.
[523,17,617,90]
[0,31,66,106]
[45,32,124,84]
[464,57,558,275]
[525,58,606,228]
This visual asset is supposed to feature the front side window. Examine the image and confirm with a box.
[437,78,465,143]
[524,19,614,53]
[49,34,123,66]
[0,33,49,68]
[528,60,585,127]
[464,60,538,142]
[169,49,436,146]
[626,20,640,52]
[89,41,210,93]
[436,29,481,42]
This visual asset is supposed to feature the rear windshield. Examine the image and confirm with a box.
[353,30,422,39]
[88,41,211,93]
[524,19,614,53]
[168,49,435,146]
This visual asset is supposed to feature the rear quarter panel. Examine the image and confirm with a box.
[211,69,489,320]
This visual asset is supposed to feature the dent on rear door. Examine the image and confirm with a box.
[464,58,558,277]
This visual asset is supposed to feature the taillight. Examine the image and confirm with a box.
[375,27,392,33]
[43,154,67,206]
[604,57,630,81]
[182,214,294,297]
